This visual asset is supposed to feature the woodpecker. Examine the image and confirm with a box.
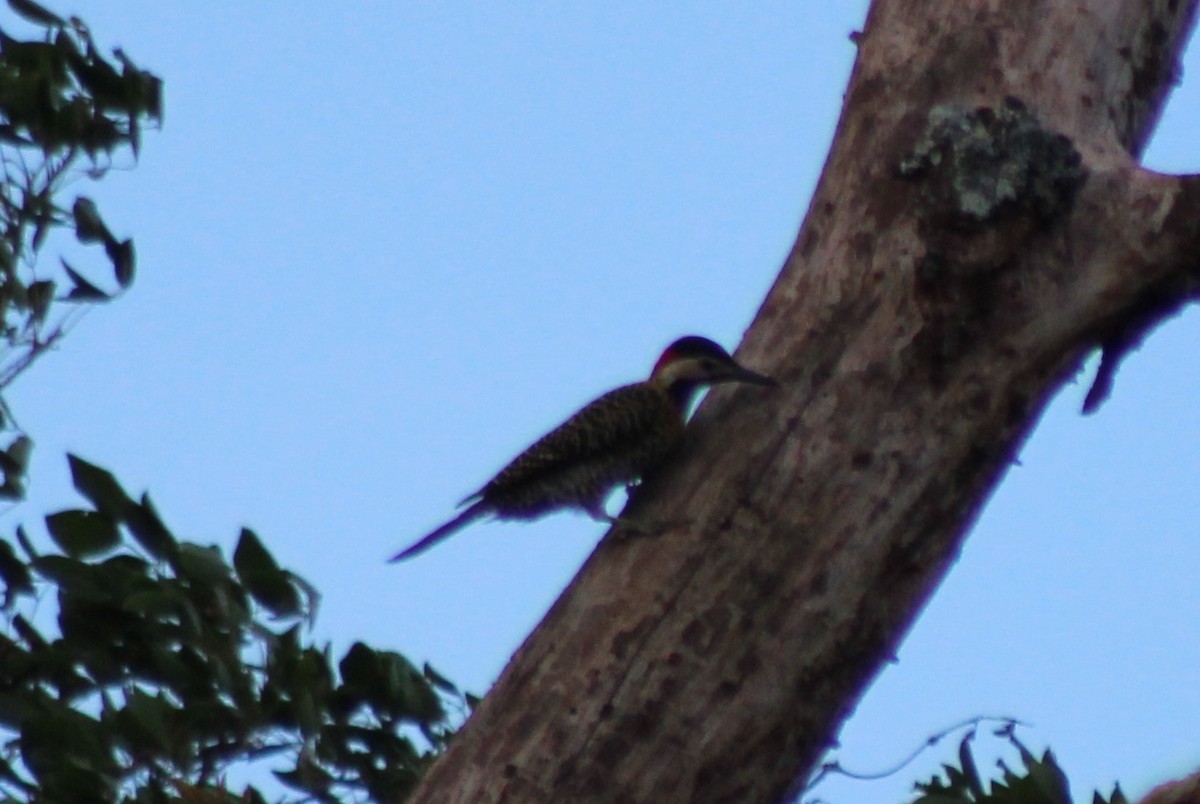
[388,335,776,562]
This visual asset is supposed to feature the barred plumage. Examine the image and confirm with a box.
[479,382,684,520]
[389,335,775,562]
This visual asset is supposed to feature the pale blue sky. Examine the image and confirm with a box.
[6,4,1199,802]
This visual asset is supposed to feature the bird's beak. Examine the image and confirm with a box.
[726,362,778,388]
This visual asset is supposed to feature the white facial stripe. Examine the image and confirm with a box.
[656,356,719,385]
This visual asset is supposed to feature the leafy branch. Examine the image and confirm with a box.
[0,0,162,498]
[0,454,465,803]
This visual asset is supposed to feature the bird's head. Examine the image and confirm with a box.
[650,335,776,408]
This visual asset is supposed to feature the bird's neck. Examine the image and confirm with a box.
[664,378,703,414]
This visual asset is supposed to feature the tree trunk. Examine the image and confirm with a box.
[1140,768,1200,804]
[409,1,1200,802]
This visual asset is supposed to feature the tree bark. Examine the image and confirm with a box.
[409,1,1200,802]
[1140,768,1200,804]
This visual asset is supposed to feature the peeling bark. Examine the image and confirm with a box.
[408,1,1200,802]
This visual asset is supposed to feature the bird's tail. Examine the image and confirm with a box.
[388,500,489,562]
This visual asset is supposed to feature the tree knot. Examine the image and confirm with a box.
[898,97,1085,226]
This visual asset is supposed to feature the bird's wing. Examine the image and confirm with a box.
[483,383,679,498]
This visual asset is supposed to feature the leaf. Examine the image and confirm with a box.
[27,279,54,322]
[123,493,177,560]
[273,758,334,797]
[60,258,109,302]
[19,704,118,785]
[7,0,64,27]
[0,539,33,606]
[106,237,134,288]
[423,662,459,695]
[233,528,300,618]
[295,689,320,737]
[45,509,120,558]
[0,436,33,478]
[127,113,140,159]
[1027,749,1071,804]
[121,689,171,751]
[232,526,278,576]
[72,197,111,244]
[173,543,233,586]
[339,642,378,689]
[10,613,46,650]
[67,453,132,518]
[380,651,442,721]
[0,124,33,146]
[1098,784,1129,804]
[15,524,38,561]
[958,732,983,797]
[65,49,125,104]
[31,213,49,253]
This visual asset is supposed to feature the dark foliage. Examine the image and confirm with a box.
[1,454,462,802]
[0,0,162,498]
[0,7,465,798]
[911,725,1127,804]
